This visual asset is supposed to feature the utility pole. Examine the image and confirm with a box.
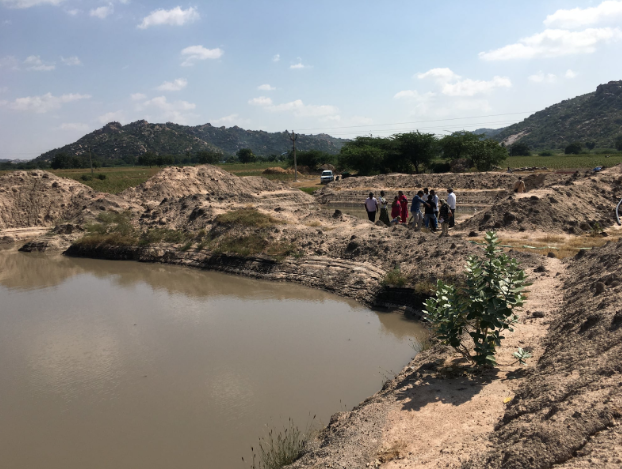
[89,147,93,175]
[287,130,298,182]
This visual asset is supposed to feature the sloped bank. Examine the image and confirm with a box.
[64,244,429,315]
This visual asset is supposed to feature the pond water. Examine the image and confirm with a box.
[0,249,425,469]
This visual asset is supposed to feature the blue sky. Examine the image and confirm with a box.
[1,0,621,159]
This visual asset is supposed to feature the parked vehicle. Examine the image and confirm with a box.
[320,170,334,184]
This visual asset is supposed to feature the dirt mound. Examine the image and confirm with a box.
[0,170,98,230]
[461,170,622,233]
[467,238,622,468]
[121,165,311,206]
[262,167,295,174]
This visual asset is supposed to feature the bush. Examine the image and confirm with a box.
[424,231,529,367]
[509,142,531,156]
[97,174,107,180]
[585,141,596,150]
[538,150,554,156]
[616,135,622,151]
[449,158,471,173]
[81,174,93,181]
[381,268,408,287]
[429,162,451,173]
[246,418,311,469]
[215,208,283,228]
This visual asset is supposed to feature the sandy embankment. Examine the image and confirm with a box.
[1,164,622,467]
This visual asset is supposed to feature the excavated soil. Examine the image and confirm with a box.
[2,164,622,468]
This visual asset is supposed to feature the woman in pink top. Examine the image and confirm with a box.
[398,191,408,224]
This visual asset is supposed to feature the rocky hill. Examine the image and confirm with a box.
[493,80,622,150]
[35,120,348,162]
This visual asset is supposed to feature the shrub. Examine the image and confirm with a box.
[81,174,93,181]
[215,208,283,228]
[246,418,311,469]
[179,241,193,251]
[97,174,107,180]
[538,150,554,156]
[424,231,529,367]
[509,142,531,156]
[585,141,596,150]
[76,211,138,247]
[138,228,192,245]
[616,135,622,151]
[381,268,408,287]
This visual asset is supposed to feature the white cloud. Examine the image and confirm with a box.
[350,116,374,125]
[416,68,461,83]
[267,99,339,117]
[8,92,90,113]
[211,114,250,126]
[156,78,187,91]
[416,68,510,96]
[98,110,126,124]
[180,45,223,66]
[140,96,197,123]
[248,96,273,106]
[257,84,276,91]
[272,54,280,62]
[544,1,622,29]
[60,122,89,131]
[23,55,55,71]
[442,76,511,96]
[0,0,64,8]
[90,5,113,19]
[61,56,81,66]
[130,93,147,101]
[528,71,558,83]
[565,69,577,79]
[290,61,310,69]
[137,6,199,29]
[479,27,622,60]
[66,8,78,15]
[0,86,8,93]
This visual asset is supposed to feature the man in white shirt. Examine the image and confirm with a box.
[364,192,378,222]
[447,188,456,228]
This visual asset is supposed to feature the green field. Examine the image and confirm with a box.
[505,153,622,170]
[50,167,162,193]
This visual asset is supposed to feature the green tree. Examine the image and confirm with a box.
[392,131,438,174]
[338,144,387,175]
[509,142,531,156]
[237,148,256,163]
[565,142,583,155]
[424,231,529,367]
[288,149,335,170]
[585,141,596,150]
[464,139,507,171]
[439,131,484,161]
[138,152,155,167]
[195,151,221,165]
[615,135,622,151]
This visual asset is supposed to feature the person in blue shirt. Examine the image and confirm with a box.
[410,190,424,231]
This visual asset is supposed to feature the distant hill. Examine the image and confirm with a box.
[492,80,622,150]
[35,120,348,162]
[473,128,504,138]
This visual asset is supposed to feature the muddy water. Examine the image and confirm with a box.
[0,250,426,469]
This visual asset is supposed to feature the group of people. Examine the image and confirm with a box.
[364,188,456,236]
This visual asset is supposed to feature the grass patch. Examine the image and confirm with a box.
[381,268,408,287]
[492,233,617,259]
[75,211,138,247]
[246,418,312,469]
[413,280,436,295]
[137,228,193,246]
[505,153,622,170]
[215,208,284,228]
[179,241,193,251]
[52,166,162,194]
[299,187,318,195]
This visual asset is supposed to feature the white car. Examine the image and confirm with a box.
[320,170,334,184]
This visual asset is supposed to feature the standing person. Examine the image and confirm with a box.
[391,196,400,220]
[423,196,437,231]
[447,188,456,228]
[378,190,390,226]
[422,187,429,202]
[438,199,451,237]
[398,191,409,224]
[429,190,439,220]
[513,177,525,193]
[364,192,378,222]
[410,190,424,231]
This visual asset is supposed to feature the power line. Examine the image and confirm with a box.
[322,119,519,137]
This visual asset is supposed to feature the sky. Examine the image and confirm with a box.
[0,0,621,160]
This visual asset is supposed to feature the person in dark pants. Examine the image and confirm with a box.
[447,188,456,228]
[364,192,378,222]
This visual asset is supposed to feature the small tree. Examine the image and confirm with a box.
[439,131,483,161]
[615,135,622,151]
[585,141,596,150]
[424,231,529,367]
[237,148,256,163]
[509,142,531,156]
[565,142,583,155]
[392,131,438,174]
[465,139,507,171]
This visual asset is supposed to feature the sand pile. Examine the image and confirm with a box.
[262,167,295,174]
[0,170,98,230]
[469,238,622,468]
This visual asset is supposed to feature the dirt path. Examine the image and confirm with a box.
[374,256,566,468]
